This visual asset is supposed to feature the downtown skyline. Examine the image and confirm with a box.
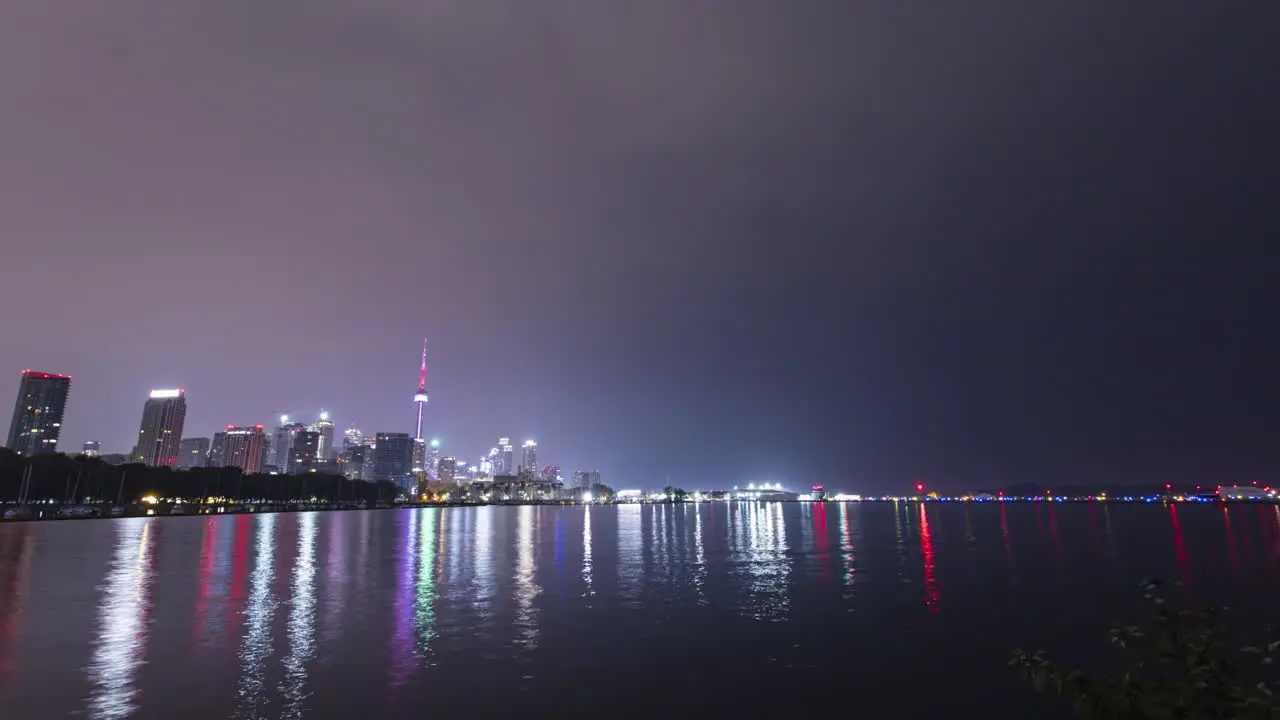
[3,349,579,485]
[1,3,1276,492]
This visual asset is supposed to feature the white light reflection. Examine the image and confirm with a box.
[838,502,858,591]
[234,514,277,719]
[581,504,594,601]
[691,504,707,606]
[279,512,317,718]
[618,504,643,609]
[471,507,495,617]
[514,506,540,653]
[737,502,790,621]
[415,509,438,661]
[87,518,155,720]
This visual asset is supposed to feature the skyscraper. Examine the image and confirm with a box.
[208,426,266,474]
[521,440,537,476]
[426,438,441,476]
[177,437,210,469]
[572,469,601,491]
[342,443,369,480]
[270,416,307,472]
[373,432,414,489]
[343,423,363,453]
[497,437,513,475]
[438,456,457,485]
[133,389,187,466]
[312,411,336,461]
[482,447,499,477]
[6,369,71,456]
[81,441,100,457]
[290,430,321,474]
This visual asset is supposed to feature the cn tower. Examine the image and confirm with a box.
[413,338,429,442]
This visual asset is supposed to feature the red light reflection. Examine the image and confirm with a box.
[813,502,830,584]
[918,504,939,614]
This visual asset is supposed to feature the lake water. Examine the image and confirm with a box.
[0,502,1276,718]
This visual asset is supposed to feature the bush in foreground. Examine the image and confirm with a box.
[1012,580,1280,719]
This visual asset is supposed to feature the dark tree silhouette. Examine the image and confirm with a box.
[0,448,400,506]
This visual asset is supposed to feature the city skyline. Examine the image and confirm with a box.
[1,3,1276,492]
[1,361,581,483]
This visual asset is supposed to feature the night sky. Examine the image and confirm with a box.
[1,3,1276,491]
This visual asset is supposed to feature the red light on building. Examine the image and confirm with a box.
[19,369,71,380]
[916,483,924,492]
[811,484,824,491]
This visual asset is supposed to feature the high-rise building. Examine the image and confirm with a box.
[498,437,514,476]
[290,430,321,474]
[177,437,210,469]
[539,465,560,482]
[343,423,363,453]
[572,469,601,491]
[342,444,369,480]
[208,425,265,474]
[426,438,441,476]
[373,432,414,488]
[438,456,457,485]
[312,411,336,461]
[6,369,71,456]
[133,389,187,466]
[482,447,498,477]
[270,417,308,472]
[521,440,537,476]
[81,441,101,457]
[208,432,226,466]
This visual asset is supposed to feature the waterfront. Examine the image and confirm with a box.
[0,502,1277,718]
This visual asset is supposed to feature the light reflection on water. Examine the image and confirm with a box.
[234,514,276,720]
[279,511,317,717]
[513,506,539,657]
[581,504,593,601]
[838,502,857,591]
[0,526,32,688]
[691,504,706,605]
[415,509,438,661]
[388,509,418,690]
[736,502,790,621]
[0,503,1273,718]
[86,517,155,720]
[617,504,642,608]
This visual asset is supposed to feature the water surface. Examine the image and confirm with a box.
[0,502,1276,718]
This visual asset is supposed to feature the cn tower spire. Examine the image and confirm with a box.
[417,339,427,393]
[413,338,429,442]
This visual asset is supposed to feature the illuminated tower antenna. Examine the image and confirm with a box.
[413,339,429,442]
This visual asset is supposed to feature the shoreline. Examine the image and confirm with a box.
[1,496,1274,523]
